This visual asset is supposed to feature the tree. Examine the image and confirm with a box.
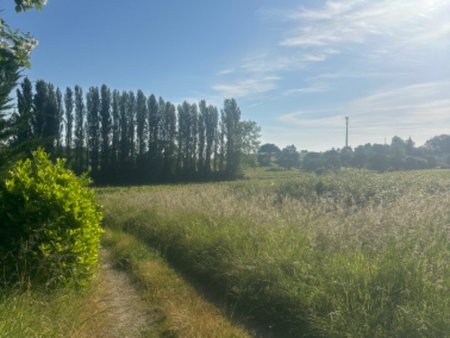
[205,105,218,175]
[111,90,120,173]
[240,120,261,156]
[32,80,47,139]
[100,84,111,174]
[302,152,326,172]
[135,89,147,166]
[390,136,406,170]
[223,98,241,176]
[278,145,299,169]
[127,91,136,164]
[15,77,33,145]
[257,143,280,166]
[323,149,341,170]
[190,103,198,174]
[0,0,46,173]
[74,85,85,173]
[177,101,191,175]
[34,81,58,156]
[147,94,159,175]
[162,102,176,177]
[119,91,129,171]
[198,100,207,174]
[55,87,63,156]
[86,87,100,176]
[64,87,74,162]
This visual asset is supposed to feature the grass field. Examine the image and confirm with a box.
[99,168,450,337]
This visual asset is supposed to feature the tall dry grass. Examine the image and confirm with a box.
[99,170,450,337]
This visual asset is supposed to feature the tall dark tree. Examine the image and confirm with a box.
[223,98,242,176]
[135,90,147,166]
[55,87,64,156]
[100,84,111,174]
[119,91,129,171]
[147,94,159,175]
[240,120,261,156]
[198,101,207,174]
[33,82,58,155]
[205,105,218,175]
[162,101,176,177]
[111,90,120,171]
[15,77,34,145]
[32,80,47,139]
[64,87,74,162]
[127,91,136,164]
[86,87,100,176]
[218,110,226,173]
[190,103,198,174]
[278,145,299,169]
[74,85,85,173]
[257,143,280,166]
[178,101,192,175]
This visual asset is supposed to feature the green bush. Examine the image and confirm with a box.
[0,149,103,288]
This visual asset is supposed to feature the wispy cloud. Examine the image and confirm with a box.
[212,76,281,98]
[277,80,450,147]
[284,84,330,96]
[280,0,450,51]
[217,68,235,76]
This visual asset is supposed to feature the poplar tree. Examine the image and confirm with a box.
[178,101,192,175]
[100,84,111,174]
[86,87,100,176]
[147,94,158,174]
[205,105,218,175]
[32,80,47,139]
[119,91,129,171]
[224,98,241,176]
[128,91,136,164]
[111,90,120,174]
[55,87,64,156]
[162,101,176,177]
[190,103,198,175]
[218,110,226,173]
[64,87,74,162]
[15,77,33,144]
[198,100,207,174]
[136,90,147,167]
[74,85,85,173]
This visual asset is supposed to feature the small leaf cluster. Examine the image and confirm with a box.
[0,149,103,287]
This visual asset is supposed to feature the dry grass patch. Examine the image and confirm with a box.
[103,229,252,338]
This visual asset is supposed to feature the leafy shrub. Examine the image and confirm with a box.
[0,149,103,287]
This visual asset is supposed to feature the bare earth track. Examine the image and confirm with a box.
[78,249,157,338]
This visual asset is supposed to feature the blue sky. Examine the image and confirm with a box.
[3,0,450,150]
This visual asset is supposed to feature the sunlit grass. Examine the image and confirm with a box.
[103,228,251,338]
[100,169,450,337]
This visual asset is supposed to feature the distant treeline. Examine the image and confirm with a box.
[259,135,450,172]
[10,78,244,184]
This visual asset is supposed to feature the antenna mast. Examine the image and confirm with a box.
[345,116,349,148]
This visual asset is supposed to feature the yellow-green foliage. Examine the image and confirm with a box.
[0,149,103,287]
[100,170,450,338]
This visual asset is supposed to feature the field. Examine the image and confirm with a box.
[99,169,450,337]
[2,168,449,337]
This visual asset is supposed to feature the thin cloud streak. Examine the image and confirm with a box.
[277,81,450,148]
[280,0,450,51]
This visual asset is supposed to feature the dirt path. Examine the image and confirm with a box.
[78,249,157,338]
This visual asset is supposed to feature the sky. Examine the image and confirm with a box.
[3,0,450,150]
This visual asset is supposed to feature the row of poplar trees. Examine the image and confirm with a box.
[12,78,242,183]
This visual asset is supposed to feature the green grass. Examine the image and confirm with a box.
[99,169,450,338]
[0,285,99,337]
[103,228,251,338]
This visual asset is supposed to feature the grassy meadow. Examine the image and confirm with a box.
[99,169,450,338]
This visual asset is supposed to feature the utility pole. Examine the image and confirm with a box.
[345,116,349,148]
